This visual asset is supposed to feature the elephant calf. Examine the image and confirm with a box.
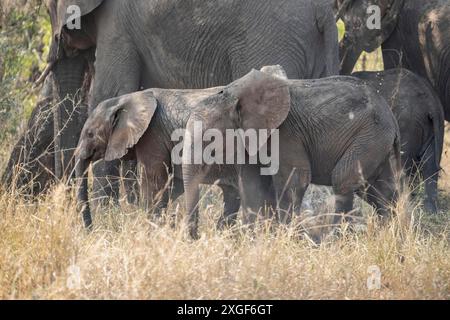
[181,69,402,231]
[353,69,445,213]
[75,88,243,230]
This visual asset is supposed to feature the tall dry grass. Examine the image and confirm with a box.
[0,172,448,299]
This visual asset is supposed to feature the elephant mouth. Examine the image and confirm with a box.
[78,147,104,164]
[89,149,105,163]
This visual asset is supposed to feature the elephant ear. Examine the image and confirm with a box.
[227,69,291,132]
[104,91,158,162]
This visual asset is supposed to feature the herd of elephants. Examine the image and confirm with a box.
[2,0,449,238]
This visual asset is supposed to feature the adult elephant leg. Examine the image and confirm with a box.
[318,4,340,76]
[1,75,55,196]
[53,54,88,180]
[217,185,240,230]
[89,43,142,208]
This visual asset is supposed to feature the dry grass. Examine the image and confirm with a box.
[0,43,449,300]
[0,170,448,299]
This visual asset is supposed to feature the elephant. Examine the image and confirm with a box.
[75,87,248,231]
[181,68,402,235]
[335,0,450,121]
[46,0,339,208]
[1,75,55,197]
[1,55,93,196]
[352,69,445,213]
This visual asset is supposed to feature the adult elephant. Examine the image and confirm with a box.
[336,0,450,120]
[45,0,339,208]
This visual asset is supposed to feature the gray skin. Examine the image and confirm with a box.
[75,88,245,231]
[336,0,450,120]
[1,52,94,197]
[46,0,339,211]
[182,69,402,236]
[352,69,445,213]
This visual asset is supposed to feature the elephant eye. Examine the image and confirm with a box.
[112,111,120,128]
[88,131,94,139]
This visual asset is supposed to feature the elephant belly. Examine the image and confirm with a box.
[135,0,331,89]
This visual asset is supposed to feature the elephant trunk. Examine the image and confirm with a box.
[339,37,362,75]
[75,156,92,229]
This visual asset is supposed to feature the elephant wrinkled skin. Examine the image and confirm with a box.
[337,0,450,120]
[353,69,445,214]
[75,87,243,232]
[181,69,402,235]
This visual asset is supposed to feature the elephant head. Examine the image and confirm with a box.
[260,65,289,80]
[36,1,103,184]
[45,0,103,64]
[335,0,405,74]
[75,90,158,227]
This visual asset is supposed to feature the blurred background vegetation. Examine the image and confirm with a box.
[0,0,51,146]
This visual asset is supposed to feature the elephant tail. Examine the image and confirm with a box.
[418,87,445,173]
[430,91,445,170]
[423,109,445,172]
[393,134,403,179]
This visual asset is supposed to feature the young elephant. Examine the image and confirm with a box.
[182,69,402,230]
[75,88,243,230]
[352,69,445,213]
